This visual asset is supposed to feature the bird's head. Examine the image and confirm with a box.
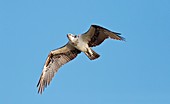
[67,34,78,43]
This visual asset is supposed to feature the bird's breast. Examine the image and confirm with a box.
[74,38,88,52]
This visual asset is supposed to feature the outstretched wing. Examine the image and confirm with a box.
[37,43,81,94]
[81,25,125,47]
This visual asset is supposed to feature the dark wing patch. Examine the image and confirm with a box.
[82,25,125,47]
[37,44,81,94]
[88,26,108,47]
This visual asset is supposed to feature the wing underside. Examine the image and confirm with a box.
[37,43,81,94]
[82,25,125,47]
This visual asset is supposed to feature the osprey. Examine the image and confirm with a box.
[37,25,125,94]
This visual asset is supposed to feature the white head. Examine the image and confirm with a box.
[67,34,78,43]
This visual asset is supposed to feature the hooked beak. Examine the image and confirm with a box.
[67,34,70,38]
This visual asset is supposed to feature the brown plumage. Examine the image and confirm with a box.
[37,25,125,94]
[82,25,125,47]
[37,43,81,94]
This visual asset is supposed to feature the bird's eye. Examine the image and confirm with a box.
[74,36,77,38]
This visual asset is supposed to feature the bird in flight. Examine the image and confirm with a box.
[37,25,125,94]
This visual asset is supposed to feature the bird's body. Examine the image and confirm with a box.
[68,34,88,52]
[37,25,125,94]
[67,34,100,60]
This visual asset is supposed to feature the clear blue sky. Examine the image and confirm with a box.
[0,0,170,104]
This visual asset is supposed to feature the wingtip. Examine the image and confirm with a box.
[114,32,121,35]
[37,75,44,94]
[37,85,44,94]
[37,91,42,95]
[111,32,126,41]
[119,36,126,41]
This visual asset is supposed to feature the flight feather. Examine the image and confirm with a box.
[37,43,81,94]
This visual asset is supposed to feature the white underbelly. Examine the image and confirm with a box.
[75,42,87,52]
[75,37,88,52]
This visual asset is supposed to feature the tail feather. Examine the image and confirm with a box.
[85,48,100,60]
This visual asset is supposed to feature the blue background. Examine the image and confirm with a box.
[0,0,170,104]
